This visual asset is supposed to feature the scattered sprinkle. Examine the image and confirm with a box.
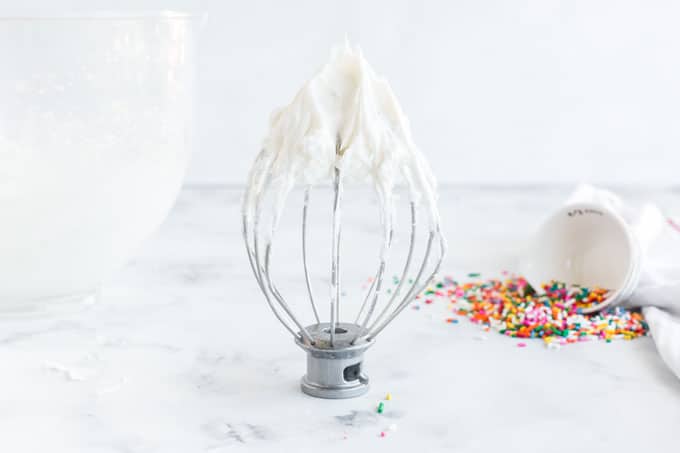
[377,401,384,414]
[467,272,481,278]
[380,431,386,438]
[385,393,392,401]
[517,342,527,348]
[411,275,648,347]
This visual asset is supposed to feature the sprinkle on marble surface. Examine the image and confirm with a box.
[380,423,398,438]
[412,274,649,346]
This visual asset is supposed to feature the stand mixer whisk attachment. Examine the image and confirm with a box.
[242,141,446,399]
[242,42,446,398]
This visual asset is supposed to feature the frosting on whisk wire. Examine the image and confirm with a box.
[244,42,440,236]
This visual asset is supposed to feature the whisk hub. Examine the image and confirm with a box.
[296,323,373,399]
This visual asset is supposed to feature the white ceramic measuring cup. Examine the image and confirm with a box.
[519,202,642,313]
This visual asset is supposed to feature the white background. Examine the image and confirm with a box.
[4,0,680,186]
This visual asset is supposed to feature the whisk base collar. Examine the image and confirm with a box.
[296,323,373,399]
[300,375,369,399]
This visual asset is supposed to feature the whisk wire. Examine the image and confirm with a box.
[302,186,321,324]
[367,201,417,331]
[243,199,303,340]
[354,277,375,323]
[352,216,393,343]
[263,242,315,344]
[367,229,447,340]
[353,226,394,325]
[329,166,343,347]
[243,171,315,344]
[365,230,435,339]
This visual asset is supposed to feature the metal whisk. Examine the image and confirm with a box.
[242,141,447,399]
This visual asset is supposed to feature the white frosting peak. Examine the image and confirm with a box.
[245,43,440,233]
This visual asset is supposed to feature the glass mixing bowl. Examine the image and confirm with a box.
[0,12,194,312]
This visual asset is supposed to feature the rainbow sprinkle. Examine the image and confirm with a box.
[416,275,648,346]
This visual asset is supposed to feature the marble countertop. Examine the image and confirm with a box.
[2,186,680,452]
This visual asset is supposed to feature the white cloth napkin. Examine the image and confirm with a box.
[567,184,680,380]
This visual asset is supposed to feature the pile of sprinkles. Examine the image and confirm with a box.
[412,274,648,348]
